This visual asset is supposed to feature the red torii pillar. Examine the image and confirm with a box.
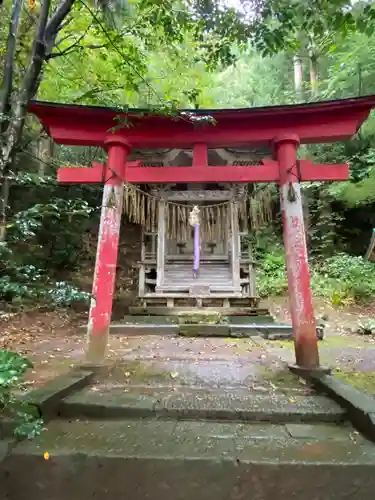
[86,136,130,364]
[274,135,319,369]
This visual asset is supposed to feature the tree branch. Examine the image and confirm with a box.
[83,43,108,50]
[44,0,76,55]
[0,0,76,176]
[47,21,92,60]
[72,85,126,102]
[80,0,163,105]
[20,0,51,97]
[54,32,73,47]
[0,0,24,127]
[58,15,74,32]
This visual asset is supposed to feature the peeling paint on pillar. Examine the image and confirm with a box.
[274,135,320,369]
[86,183,124,363]
[86,137,130,364]
[280,183,314,326]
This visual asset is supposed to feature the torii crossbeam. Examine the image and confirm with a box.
[58,139,349,184]
[57,158,349,184]
[29,96,375,370]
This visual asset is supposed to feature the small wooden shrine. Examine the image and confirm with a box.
[121,146,272,310]
[29,96,375,369]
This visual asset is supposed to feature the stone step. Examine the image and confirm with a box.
[58,387,345,423]
[165,268,230,271]
[128,306,270,316]
[165,275,231,279]
[150,292,243,298]
[88,323,293,338]
[164,279,232,284]
[3,419,375,500]
[165,270,231,275]
[164,277,232,283]
[158,286,236,293]
[165,264,230,268]
[164,283,233,287]
[164,276,232,282]
[166,262,230,267]
[165,267,231,277]
[119,315,276,324]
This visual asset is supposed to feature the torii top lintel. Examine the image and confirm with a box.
[29,95,375,149]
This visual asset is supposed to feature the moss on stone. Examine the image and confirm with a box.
[322,336,367,347]
[179,325,202,336]
[334,370,375,396]
[177,311,222,325]
[109,360,171,384]
[270,339,294,349]
[261,366,305,390]
[271,335,366,351]
[178,324,230,337]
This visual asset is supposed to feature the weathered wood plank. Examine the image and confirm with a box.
[164,190,232,201]
[230,198,241,293]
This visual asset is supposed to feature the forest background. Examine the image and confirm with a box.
[2,0,375,313]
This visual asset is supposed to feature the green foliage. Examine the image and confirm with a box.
[257,248,375,304]
[48,281,91,307]
[0,349,32,387]
[0,349,44,439]
[36,0,251,109]
[257,244,288,297]
[7,197,96,270]
[9,198,93,239]
[318,253,375,302]
[252,0,374,56]
[0,242,90,306]
[307,186,344,256]
[210,47,294,107]
[356,318,375,335]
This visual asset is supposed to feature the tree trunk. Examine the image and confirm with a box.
[309,53,319,98]
[0,0,24,124]
[36,133,54,176]
[293,54,303,101]
[0,0,75,180]
[0,176,10,242]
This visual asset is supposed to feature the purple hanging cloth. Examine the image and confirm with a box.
[193,223,200,278]
[189,206,201,278]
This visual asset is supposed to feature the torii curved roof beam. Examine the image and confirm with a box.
[29,95,375,149]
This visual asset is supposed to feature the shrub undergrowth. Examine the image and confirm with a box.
[0,350,44,439]
[0,242,90,308]
[257,247,375,305]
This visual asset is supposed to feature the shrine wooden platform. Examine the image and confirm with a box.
[137,294,261,310]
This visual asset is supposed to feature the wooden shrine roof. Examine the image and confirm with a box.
[29,95,375,149]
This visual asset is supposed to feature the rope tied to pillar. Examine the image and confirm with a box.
[286,161,302,203]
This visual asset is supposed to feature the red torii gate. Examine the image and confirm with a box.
[29,96,375,370]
